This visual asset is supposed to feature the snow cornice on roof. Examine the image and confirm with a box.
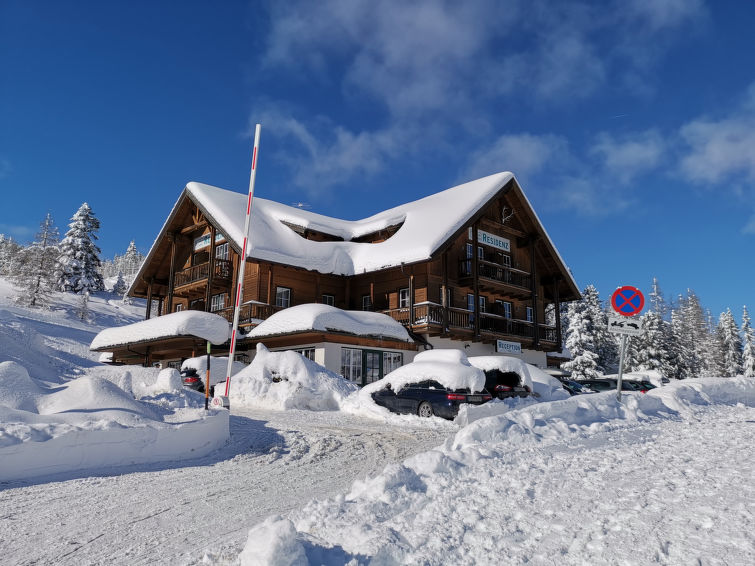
[185,172,516,276]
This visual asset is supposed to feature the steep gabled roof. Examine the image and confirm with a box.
[130,172,579,298]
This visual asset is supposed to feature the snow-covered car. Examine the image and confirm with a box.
[180,356,247,396]
[578,378,640,393]
[367,349,491,419]
[468,356,534,399]
[371,379,492,419]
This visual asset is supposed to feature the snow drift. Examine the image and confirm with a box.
[0,361,229,482]
[225,344,359,411]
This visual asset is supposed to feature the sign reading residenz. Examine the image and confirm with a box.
[478,229,511,252]
[496,340,522,355]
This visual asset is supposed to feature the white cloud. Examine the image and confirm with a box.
[590,130,666,184]
[462,133,570,183]
[624,0,706,32]
[679,117,755,185]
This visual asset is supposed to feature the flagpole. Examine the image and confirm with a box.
[218,124,261,407]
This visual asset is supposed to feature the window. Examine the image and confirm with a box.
[497,300,512,319]
[193,234,211,250]
[479,296,487,313]
[466,242,473,259]
[526,306,534,322]
[364,351,381,384]
[215,242,229,260]
[174,303,184,312]
[341,348,362,382]
[383,352,403,375]
[399,288,409,308]
[189,299,204,310]
[276,286,291,308]
[501,254,512,267]
[322,294,335,306]
[294,348,315,361]
[478,246,485,260]
[467,293,475,312]
[210,293,226,312]
[468,227,473,240]
[362,295,372,311]
[444,286,453,308]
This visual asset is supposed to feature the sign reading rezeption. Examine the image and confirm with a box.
[478,229,510,252]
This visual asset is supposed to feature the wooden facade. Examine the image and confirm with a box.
[127,177,580,364]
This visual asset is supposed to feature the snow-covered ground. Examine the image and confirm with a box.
[1,278,754,565]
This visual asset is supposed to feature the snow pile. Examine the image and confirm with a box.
[467,355,569,402]
[236,377,755,563]
[0,361,229,482]
[226,344,359,411]
[181,355,248,387]
[246,303,411,342]
[90,310,230,350]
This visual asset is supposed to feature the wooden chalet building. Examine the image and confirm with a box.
[123,172,580,383]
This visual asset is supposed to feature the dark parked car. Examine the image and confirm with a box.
[371,380,492,419]
[481,368,533,400]
[560,379,595,395]
[625,380,656,393]
[578,378,640,393]
[180,367,205,393]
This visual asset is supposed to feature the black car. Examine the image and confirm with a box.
[371,380,492,419]
[482,368,533,400]
[560,379,595,395]
[180,367,210,394]
[624,380,656,393]
[578,378,640,393]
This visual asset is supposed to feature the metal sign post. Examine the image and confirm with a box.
[215,124,261,409]
[204,341,211,411]
[609,285,645,403]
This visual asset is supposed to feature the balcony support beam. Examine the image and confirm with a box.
[166,232,177,315]
[204,225,216,311]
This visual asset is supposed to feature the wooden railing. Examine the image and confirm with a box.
[458,259,531,289]
[381,302,558,343]
[215,302,280,326]
[174,259,233,288]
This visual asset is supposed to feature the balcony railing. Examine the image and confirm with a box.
[381,302,557,343]
[459,259,531,289]
[174,259,233,288]
[215,302,282,326]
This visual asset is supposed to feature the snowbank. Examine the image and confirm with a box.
[90,310,230,350]
[181,355,248,386]
[246,303,411,342]
[237,377,755,563]
[226,344,359,411]
[468,355,569,401]
[0,361,229,482]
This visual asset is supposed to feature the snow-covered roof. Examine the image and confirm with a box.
[245,304,412,342]
[90,311,230,351]
[184,172,517,275]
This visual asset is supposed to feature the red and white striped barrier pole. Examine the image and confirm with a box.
[217,124,261,407]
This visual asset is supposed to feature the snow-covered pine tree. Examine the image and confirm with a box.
[54,203,104,294]
[702,309,723,377]
[77,291,91,321]
[669,290,708,379]
[562,288,600,380]
[12,213,60,307]
[112,271,127,295]
[121,240,144,285]
[0,234,24,277]
[716,309,742,377]
[582,286,616,372]
[742,306,755,378]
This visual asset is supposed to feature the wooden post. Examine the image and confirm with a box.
[530,235,540,348]
[554,276,562,350]
[145,277,153,320]
[204,225,216,311]
[166,232,177,314]
[472,224,480,338]
[409,273,415,328]
[442,251,449,334]
[267,264,273,306]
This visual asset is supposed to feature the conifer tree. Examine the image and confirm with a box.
[716,309,742,376]
[112,271,127,296]
[13,213,60,307]
[0,234,23,277]
[54,203,104,294]
[742,306,755,378]
[562,288,600,379]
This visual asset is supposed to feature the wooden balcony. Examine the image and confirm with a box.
[381,302,558,345]
[458,259,531,296]
[174,259,233,290]
[215,302,282,327]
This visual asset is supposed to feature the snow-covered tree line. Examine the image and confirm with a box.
[563,278,754,379]
[0,203,144,308]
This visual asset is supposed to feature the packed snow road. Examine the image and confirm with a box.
[0,408,451,565]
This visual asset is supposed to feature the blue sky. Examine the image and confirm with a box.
[1,0,753,319]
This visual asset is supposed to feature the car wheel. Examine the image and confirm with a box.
[417,401,434,418]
